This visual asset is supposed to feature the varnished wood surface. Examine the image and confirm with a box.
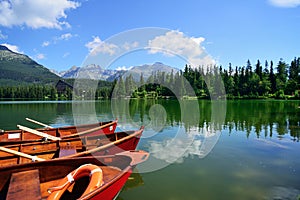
[0,128,142,167]
[6,169,41,200]
[0,120,117,145]
[0,151,149,200]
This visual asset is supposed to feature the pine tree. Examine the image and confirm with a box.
[246,59,252,76]
[289,57,299,81]
[276,59,288,91]
[286,57,299,95]
[269,61,276,94]
[125,74,136,95]
[139,73,145,92]
[255,59,263,80]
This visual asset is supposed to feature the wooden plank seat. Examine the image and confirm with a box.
[6,169,41,200]
[58,147,77,157]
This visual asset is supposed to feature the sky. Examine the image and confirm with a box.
[0,0,300,72]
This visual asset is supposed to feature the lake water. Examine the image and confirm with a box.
[0,100,299,200]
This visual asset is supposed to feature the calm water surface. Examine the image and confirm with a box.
[0,100,299,200]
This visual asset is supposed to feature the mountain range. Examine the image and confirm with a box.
[54,64,126,81]
[56,62,178,82]
[0,45,179,86]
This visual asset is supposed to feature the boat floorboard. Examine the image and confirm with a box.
[6,169,41,200]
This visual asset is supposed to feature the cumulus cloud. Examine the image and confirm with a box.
[147,30,215,67]
[0,0,80,29]
[268,0,300,7]
[1,43,23,53]
[85,36,119,56]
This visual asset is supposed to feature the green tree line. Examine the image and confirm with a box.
[0,85,58,100]
[219,58,300,99]
[0,85,114,101]
[114,57,300,99]
[1,57,299,100]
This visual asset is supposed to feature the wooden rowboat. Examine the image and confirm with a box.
[0,127,144,167]
[0,119,118,145]
[0,150,149,200]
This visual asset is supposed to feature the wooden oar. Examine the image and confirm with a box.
[25,118,54,129]
[60,120,117,139]
[0,146,45,162]
[18,120,115,140]
[17,125,61,141]
[62,126,144,159]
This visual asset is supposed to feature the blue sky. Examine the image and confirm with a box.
[0,0,300,71]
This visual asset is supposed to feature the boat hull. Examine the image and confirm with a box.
[0,120,118,145]
[89,169,132,200]
[0,127,143,167]
[0,151,149,200]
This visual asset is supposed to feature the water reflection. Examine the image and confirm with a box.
[0,100,300,199]
[111,99,300,141]
[0,100,299,141]
[147,125,221,163]
[224,100,300,141]
[0,101,63,129]
[268,186,300,200]
[121,169,144,191]
[147,126,196,163]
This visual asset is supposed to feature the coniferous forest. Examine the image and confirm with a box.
[0,57,299,100]
[113,57,300,100]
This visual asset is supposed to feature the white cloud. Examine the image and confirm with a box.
[191,37,205,46]
[268,0,300,7]
[0,0,80,29]
[42,41,50,47]
[190,54,216,68]
[35,53,46,60]
[122,41,139,51]
[116,66,133,71]
[85,36,119,56]
[42,33,75,47]
[147,30,215,67]
[0,30,7,39]
[59,33,73,40]
[1,43,23,53]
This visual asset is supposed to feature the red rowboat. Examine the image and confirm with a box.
[0,150,149,200]
[0,127,144,167]
[0,119,118,145]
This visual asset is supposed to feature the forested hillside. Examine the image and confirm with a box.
[0,45,59,86]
